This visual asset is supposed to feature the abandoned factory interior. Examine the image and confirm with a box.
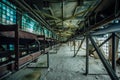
[0,0,120,80]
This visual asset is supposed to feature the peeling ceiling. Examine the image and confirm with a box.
[23,0,99,40]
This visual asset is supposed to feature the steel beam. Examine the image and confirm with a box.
[111,33,116,72]
[89,35,119,80]
[85,35,89,75]
[47,52,49,68]
[115,33,120,39]
[92,35,112,53]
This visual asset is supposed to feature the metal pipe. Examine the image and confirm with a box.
[91,23,120,35]
[89,35,119,80]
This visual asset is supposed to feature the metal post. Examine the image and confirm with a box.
[15,25,19,70]
[112,33,116,72]
[74,40,76,56]
[43,36,45,54]
[89,35,119,80]
[85,35,89,75]
[70,41,72,51]
[26,44,29,54]
[47,52,49,68]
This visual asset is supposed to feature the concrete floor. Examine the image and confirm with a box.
[5,43,120,80]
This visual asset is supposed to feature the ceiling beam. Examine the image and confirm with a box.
[53,7,93,25]
[34,9,62,21]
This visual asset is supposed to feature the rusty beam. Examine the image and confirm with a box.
[89,35,119,80]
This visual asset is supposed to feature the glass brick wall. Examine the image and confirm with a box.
[44,28,49,38]
[0,0,16,25]
[21,14,42,35]
[0,0,58,39]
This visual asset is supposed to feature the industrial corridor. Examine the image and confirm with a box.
[0,0,120,80]
[4,43,120,80]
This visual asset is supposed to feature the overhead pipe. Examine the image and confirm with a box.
[91,23,120,35]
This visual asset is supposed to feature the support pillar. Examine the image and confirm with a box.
[112,33,116,72]
[47,52,49,68]
[73,40,76,56]
[15,25,19,70]
[85,35,89,75]
[89,35,119,80]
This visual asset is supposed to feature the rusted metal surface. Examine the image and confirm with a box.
[37,35,45,40]
[19,51,42,66]
[0,30,38,40]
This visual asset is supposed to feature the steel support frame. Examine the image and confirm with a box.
[92,35,112,53]
[89,35,119,80]
[115,33,120,39]
[27,37,49,69]
[73,37,85,57]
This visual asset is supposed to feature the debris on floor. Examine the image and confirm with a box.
[5,44,120,80]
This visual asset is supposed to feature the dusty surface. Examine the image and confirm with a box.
[5,44,120,80]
